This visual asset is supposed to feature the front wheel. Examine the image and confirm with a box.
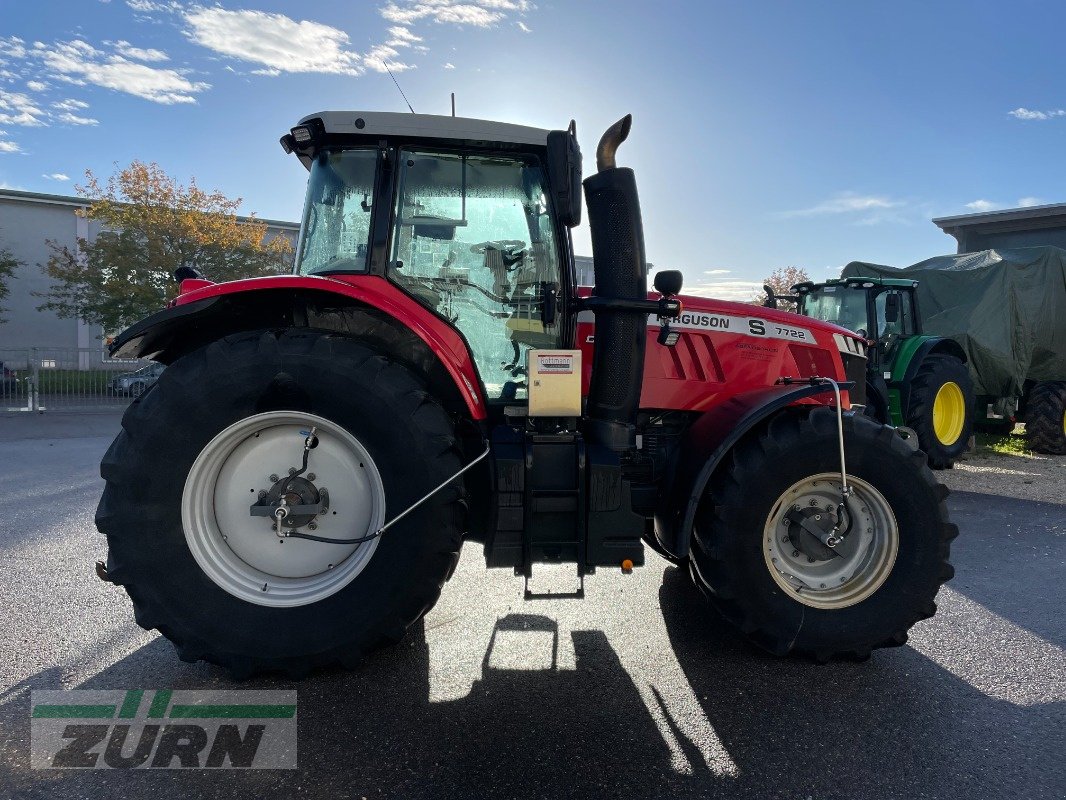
[689,408,957,661]
[96,330,466,677]
[906,354,974,469]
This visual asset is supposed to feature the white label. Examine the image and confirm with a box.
[660,312,815,344]
[536,353,574,374]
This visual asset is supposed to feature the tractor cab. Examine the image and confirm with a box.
[282,112,583,403]
[792,276,921,371]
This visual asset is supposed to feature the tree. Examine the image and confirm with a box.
[752,265,811,312]
[37,161,293,333]
[0,241,19,324]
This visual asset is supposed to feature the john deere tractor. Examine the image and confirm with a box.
[95,112,955,677]
[785,276,974,469]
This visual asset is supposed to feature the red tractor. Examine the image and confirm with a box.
[97,112,956,676]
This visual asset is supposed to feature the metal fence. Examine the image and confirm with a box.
[0,348,155,412]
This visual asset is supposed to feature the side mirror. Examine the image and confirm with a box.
[654,270,684,296]
[763,284,777,309]
[547,125,583,228]
[884,292,901,323]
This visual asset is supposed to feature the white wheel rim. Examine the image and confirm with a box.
[182,411,386,608]
[763,473,898,610]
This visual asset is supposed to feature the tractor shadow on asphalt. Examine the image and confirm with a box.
[3,573,1063,800]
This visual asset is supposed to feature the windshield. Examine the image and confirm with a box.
[295,149,377,275]
[801,286,870,334]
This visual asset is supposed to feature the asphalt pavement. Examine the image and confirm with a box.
[0,412,1063,799]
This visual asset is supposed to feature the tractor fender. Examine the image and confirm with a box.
[653,382,839,560]
[893,336,967,419]
[108,275,487,419]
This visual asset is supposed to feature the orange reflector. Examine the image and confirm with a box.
[621,558,634,574]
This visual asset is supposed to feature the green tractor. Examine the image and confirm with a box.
[778,276,974,469]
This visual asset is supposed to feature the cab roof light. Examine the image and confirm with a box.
[291,126,313,143]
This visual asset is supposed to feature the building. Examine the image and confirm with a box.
[0,189,299,355]
[932,202,1066,253]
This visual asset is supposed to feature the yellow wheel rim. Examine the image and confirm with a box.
[932,381,966,445]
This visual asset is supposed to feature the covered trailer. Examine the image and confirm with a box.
[843,246,1066,453]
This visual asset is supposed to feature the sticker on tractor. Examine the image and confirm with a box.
[657,312,814,344]
[536,353,575,374]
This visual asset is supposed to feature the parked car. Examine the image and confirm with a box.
[109,362,165,397]
[0,361,20,395]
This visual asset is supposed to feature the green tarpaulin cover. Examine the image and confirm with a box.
[842,247,1066,397]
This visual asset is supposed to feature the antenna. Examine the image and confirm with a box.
[451,92,456,117]
[383,62,415,114]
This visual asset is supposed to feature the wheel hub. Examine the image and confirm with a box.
[764,474,899,609]
[182,411,386,607]
[785,507,838,562]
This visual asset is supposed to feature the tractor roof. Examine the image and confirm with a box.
[297,110,551,147]
[793,276,918,293]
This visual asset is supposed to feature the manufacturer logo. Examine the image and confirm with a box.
[31,690,296,769]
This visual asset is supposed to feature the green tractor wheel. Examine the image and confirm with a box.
[1025,381,1066,455]
[905,354,974,470]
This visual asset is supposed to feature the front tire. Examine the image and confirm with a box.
[96,330,465,677]
[689,408,956,661]
[906,354,973,469]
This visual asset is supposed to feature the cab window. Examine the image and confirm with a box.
[388,150,563,401]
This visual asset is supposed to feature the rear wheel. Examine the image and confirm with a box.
[96,330,466,677]
[1025,381,1066,455]
[906,354,973,469]
[689,408,956,661]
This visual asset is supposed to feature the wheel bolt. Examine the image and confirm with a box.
[258,490,267,499]
[308,522,318,531]
[308,473,316,481]
[792,550,800,557]
[288,467,297,476]
[269,474,279,483]
[807,557,815,563]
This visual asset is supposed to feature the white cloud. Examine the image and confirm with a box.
[126,1,183,12]
[110,40,170,62]
[444,62,455,69]
[43,172,70,180]
[0,36,28,61]
[1008,107,1066,121]
[0,140,21,153]
[965,199,999,213]
[183,8,364,76]
[53,98,90,111]
[57,111,99,126]
[386,26,423,46]
[381,0,531,28]
[1018,196,1045,208]
[26,80,49,91]
[704,268,731,275]
[0,91,47,126]
[33,39,208,104]
[782,191,903,217]
[517,21,532,33]
[683,279,764,302]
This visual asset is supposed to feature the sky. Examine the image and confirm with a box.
[2,0,1065,300]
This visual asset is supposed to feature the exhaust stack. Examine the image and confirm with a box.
[583,114,648,451]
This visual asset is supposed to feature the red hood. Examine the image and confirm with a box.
[677,293,861,340]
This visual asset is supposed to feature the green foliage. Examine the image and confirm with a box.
[975,428,1032,457]
[0,240,20,324]
[36,161,294,333]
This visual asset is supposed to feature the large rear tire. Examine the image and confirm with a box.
[1025,381,1066,455]
[689,408,956,661]
[906,354,973,469]
[96,330,465,677]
